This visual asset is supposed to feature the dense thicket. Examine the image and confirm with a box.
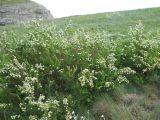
[0,22,160,119]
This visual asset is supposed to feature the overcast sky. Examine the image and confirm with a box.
[32,0,160,18]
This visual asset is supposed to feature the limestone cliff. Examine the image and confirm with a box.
[0,1,53,25]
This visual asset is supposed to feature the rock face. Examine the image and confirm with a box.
[0,1,53,25]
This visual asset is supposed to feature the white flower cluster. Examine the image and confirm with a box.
[18,77,38,101]
[0,103,11,109]
[78,69,97,88]
[105,82,113,88]
[35,63,45,71]
[107,53,118,71]
[11,114,20,120]
[116,75,129,84]
[118,67,136,75]
[1,57,27,80]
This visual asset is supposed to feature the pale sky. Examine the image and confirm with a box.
[32,0,160,18]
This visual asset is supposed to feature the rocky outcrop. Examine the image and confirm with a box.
[0,1,53,25]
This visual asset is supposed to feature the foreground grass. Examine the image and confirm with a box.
[91,82,160,120]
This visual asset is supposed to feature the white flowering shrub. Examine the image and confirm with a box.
[0,21,160,119]
[116,22,160,84]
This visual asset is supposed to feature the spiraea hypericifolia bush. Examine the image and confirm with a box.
[0,21,160,119]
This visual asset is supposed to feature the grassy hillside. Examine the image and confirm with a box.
[55,7,160,33]
[0,7,160,120]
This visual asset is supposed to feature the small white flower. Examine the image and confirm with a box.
[105,82,112,88]
[63,98,68,105]
[80,116,85,120]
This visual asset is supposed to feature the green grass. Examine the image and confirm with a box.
[0,0,29,5]
[54,7,160,33]
[91,83,160,120]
